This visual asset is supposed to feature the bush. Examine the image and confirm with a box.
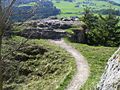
[82,7,120,47]
[82,7,99,30]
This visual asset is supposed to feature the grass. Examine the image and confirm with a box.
[66,28,75,35]
[65,38,117,89]
[3,36,76,90]
[52,0,120,17]
[18,2,37,7]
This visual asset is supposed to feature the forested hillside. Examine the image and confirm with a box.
[11,0,60,21]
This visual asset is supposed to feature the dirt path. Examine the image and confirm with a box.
[50,39,90,90]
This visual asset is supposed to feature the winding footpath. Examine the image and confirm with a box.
[50,39,90,90]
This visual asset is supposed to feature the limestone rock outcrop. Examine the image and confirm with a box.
[97,47,120,90]
[15,17,81,39]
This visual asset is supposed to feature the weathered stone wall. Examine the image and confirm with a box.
[14,18,81,39]
[15,28,66,39]
[97,47,120,90]
[72,29,86,43]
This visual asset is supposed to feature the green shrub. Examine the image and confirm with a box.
[82,7,120,46]
[82,7,99,30]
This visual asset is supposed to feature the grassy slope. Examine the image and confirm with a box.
[52,0,120,17]
[65,39,117,89]
[18,2,37,7]
[3,36,76,90]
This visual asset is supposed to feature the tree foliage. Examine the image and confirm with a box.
[83,7,120,47]
[82,7,99,30]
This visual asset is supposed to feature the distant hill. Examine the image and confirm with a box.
[11,0,60,22]
[7,0,120,21]
[52,0,120,17]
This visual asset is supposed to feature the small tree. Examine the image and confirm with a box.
[83,7,120,46]
[87,10,120,46]
[82,7,99,30]
[100,13,120,46]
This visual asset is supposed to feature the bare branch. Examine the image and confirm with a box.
[1,0,39,60]
[2,0,16,22]
[0,0,3,24]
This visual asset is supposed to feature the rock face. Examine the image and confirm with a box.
[71,28,86,43]
[97,47,120,90]
[15,17,81,39]
[16,28,66,39]
[26,18,78,29]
